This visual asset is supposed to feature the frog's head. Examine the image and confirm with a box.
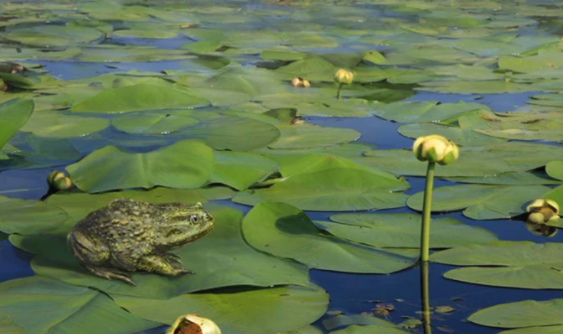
[159,202,214,249]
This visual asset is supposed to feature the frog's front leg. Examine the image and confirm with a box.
[137,254,193,276]
[68,229,135,285]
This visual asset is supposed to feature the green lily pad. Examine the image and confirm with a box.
[373,101,490,123]
[0,196,68,235]
[398,122,506,146]
[546,161,563,181]
[270,125,360,150]
[330,325,408,334]
[210,151,278,191]
[431,241,563,289]
[234,167,408,211]
[114,285,328,334]
[407,185,551,220]
[323,314,405,332]
[362,142,563,178]
[0,98,34,151]
[275,56,338,81]
[20,112,109,138]
[66,140,214,193]
[242,202,417,273]
[417,80,533,94]
[469,299,563,334]
[10,204,310,299]
[323,213,497,248]
[3,24,103,47]
[70,83,210,113]
[0,276,158,334]
[111,111,200,135]
[76,45,191,63]
[445,171,562,186]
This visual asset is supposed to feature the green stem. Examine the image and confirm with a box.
[336,83,343,99]
[420,161,435,262]
[420,261,432,334]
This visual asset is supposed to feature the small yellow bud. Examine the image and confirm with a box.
[291,77,302,87]
[526,199,560,224]
[47,170,73,191]
[334,69,354,84]
[412,135,459,165]
[302,79,310,88]
[167,314,221,334]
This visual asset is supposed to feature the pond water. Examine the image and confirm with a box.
[2,1,563,334]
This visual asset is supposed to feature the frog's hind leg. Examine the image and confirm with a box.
[137,254,193,277]
[67,230,135,285]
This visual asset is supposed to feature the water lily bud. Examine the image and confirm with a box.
[413,135,457,164]
[437,141,460,166]
[47,170,73,191]
[291,77,302,87]
[167,314,221,334]
[526,199,560,224]
[302,79,310,88]
[334,69,354,84]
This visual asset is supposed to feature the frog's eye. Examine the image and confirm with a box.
[190,215,199,224]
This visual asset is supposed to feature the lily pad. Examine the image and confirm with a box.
[0,196,68,235]
[234,167,408,211]
[546,161,563,181]
[114,285,329,334]
[111,111,200,135]
[20,112,109,138]
[398,122,506,147]
[323,213,497,248]
[210,151,278,191]
[0,276,158,334]
[0,98,34,151]
[66,140,214,193]
[431,241,563,289]
[10,204,310,299]
[407,185,551,220]
[469,299,563,333]
[270,125,361,150]
[3,24,103,47]
[373,101,490,123]
[70,83,210,113]
[242,202,417,273]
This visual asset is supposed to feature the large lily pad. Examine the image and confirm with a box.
[20,112,109,138]
[431,241,563,289]
[323,213,497,248]
[3,25,103,47]
[373,101,490,123]
[362,142,563,178]
[270,124,361,150]
[469,299,563,333]
[242,202,417,273]
[234,167,409,211]
[0,196,68,235]
[114,285,329,334]
[0,276,158,334]
[70,83,210,113]
[210,151,278,191]
[407,184,551,220]
[10,204,310,299]
[66,140,214,193]
[0,98,34,152]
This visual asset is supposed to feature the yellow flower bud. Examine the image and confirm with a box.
[47,170,73,191]
[302,79,310,88]
[526,199,560,224]
[291,77,302,87]
[334,69,354,84]
[412,135,458,164]
[167,314,221,334]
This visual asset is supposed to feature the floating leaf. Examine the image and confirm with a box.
[66,140,214,193]
[431,241,563,289]
[0,276,157,334]
[21,112,109,138]
[323,213,497,248]
[3,25,103,47]
[210,151,278,191]
[70,83,210,113]
[0,98,34,151]
[114,285,328,334]
[11,204,310,299]
[373,101,489,123]
[546,161,563,181]
[0,196,68,235]
[242,202,417,273]
[270,125,360,149]
[234,167,408,211]
[407,184,551,220]
[469,299,563,333]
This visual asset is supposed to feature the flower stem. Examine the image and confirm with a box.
[336,83,343,99]
[420,261,432,334]
[420,161,435,262]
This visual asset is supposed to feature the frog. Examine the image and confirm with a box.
[67,198,214,286]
